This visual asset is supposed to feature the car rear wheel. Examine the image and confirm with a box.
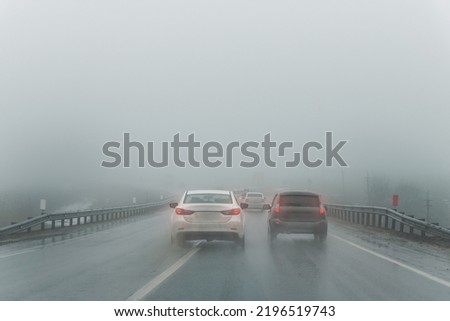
[175,235,185,247]
[235,235,245,249]
[314,232,327,243]
[268,226,277,243]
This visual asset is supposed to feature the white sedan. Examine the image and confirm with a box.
[170,190,247,247]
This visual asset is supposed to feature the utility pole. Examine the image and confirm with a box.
[425,190,432,222]
[365,171,370,205]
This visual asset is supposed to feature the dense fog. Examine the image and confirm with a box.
[1,0,449,226]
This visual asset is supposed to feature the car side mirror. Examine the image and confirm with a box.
[169,202,178,209]
[263,204,271,210]
[240,202,248,209]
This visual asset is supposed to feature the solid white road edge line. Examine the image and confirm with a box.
[330,233,450,289]
[127,245,201,300]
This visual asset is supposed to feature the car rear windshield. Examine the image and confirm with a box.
[279,195,320,207]
[247,193,263,198]
[184,193,232,204]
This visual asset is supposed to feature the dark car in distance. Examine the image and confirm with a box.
[266,191,327,242]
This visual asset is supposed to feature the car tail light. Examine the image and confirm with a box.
[273,194,281,215]
[319,205,326,216]
[175,208,194,215]
[221,208,241,215]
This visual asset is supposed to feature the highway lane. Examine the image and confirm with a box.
[145,210,450,300]
[0,209,192,300]
[0,207,449,300]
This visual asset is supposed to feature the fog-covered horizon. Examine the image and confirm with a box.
[1,0,450,225]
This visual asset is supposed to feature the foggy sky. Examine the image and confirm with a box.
[1,0,450,197]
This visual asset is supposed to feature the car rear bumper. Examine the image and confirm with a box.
[246,202,264,209]
[172,221,244,240]
[269,219,327,234]
[176,231,241,241]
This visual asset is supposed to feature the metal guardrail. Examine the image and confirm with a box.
[326,203,450,239]
[0,198,173,238]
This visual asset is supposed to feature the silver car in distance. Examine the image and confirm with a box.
[243,192,265,210]
[170,190,247,248]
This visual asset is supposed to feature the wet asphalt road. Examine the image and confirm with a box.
[0,207,449,300]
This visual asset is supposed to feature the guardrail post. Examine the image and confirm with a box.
[40,199,46,230]
[26,217,32,232]
[391,219,396,231]
[417,218,426,237]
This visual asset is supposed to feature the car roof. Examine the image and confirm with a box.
[278,190,320,197]
[186,190,231,195]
